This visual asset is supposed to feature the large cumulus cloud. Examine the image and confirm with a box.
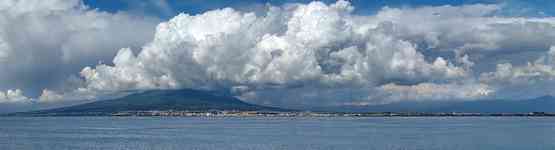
[74,1,555,107]
[0,0,159,97]
[84,9,464,87]
[76,1,473,107]
[4,0,555,110]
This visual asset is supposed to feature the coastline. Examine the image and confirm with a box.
[6,111,555,117]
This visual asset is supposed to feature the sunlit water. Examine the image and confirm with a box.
[0,117,554,150]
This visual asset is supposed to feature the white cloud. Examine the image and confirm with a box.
[378,82,493,103]
[3,0,555,109]
[79,1,467,93]
[0,89,31,103]
[480,46,555,99]
[373,4,555,52]
[38,89,64,103]
[0,0,159,94]
[69,1,555,107]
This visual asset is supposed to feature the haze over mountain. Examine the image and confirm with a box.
[314,96,555,113]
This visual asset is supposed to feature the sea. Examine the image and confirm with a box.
[0,117,554,150]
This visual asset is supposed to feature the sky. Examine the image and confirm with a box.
[1,0,555,112]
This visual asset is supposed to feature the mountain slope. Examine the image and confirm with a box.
[25,89,286,115]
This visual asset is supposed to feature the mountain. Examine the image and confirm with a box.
[12,90,555,116]
[313,96,555,113]
[20,89,287,116]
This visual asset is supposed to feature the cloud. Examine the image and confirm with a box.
[75,1,470,107]
[3,0,555,109]
[38,89,65,103]
[378,82,493,103]
[480,46,555,99]
[371,4,555,72]
[375,4,555,50]
[0,0,159,95]
[0,89,31,103]
[72,1,555,107]
[0,37,9,62]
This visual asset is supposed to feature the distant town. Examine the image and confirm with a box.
[18,110,555,117]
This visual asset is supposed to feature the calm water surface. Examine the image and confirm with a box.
[0,117,554,150]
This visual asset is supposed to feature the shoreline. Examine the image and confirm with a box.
[5,111,555,117]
